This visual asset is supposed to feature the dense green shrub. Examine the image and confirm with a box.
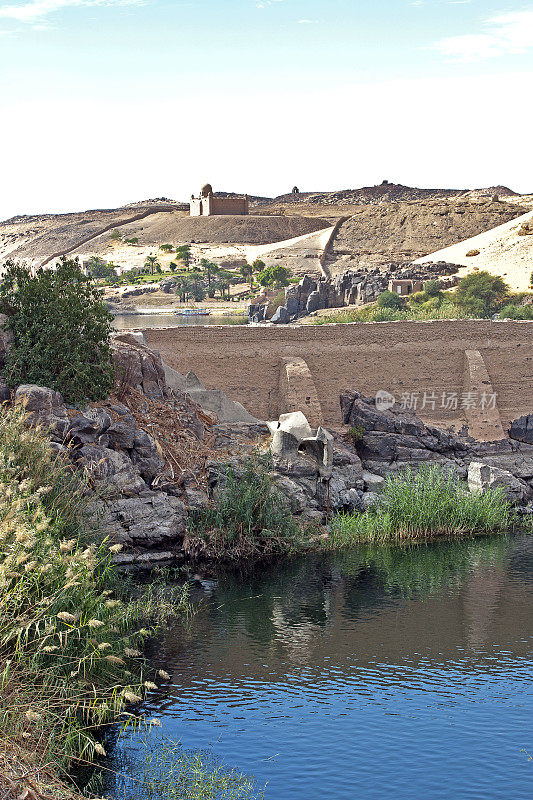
[424,279,443,298]
[377,290,403,310]
[329,466,512,544]
[0,257,114,403]
[454,271,509,317]
[188,456,302,557]
[86,255,117,280]
[498,303,533,320]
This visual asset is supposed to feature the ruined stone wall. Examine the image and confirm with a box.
[189,195,249,217]
[209,196,249,216]
[145,320,533,435]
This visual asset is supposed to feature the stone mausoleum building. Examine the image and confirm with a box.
[190,184,249,217]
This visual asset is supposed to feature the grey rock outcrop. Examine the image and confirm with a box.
[98,493,187,547]
[271,306,289,324]
[164,365,261,424]
[247,262,462,324]
[341,390,533,507]
[111,334,167,399]
[468,462,533,505]
[15,384,70,438]
[78,444,148,497]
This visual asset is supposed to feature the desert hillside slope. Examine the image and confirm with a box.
[1,184,530,271]
[325,198,527,270]
[0,202,331,268]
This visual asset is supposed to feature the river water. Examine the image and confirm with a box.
[105,534,533,799]
[112,313,247,330]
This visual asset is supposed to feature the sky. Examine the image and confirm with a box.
[0,0,532,219]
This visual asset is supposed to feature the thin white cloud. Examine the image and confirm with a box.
[434,8,533,61]
[0,0,144,24]
[298,18,317,24]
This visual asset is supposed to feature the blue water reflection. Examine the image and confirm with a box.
[106,535,533,799]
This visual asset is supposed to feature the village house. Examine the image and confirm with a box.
[388,278,424,296]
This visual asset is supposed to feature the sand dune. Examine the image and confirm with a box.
[416,210,533,292]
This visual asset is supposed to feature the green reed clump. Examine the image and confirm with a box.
[0,404,189,795]
[114,731,265,800]
[330,466,513,545]
[188,456,303,558]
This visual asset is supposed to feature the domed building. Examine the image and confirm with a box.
[190,184,249,217]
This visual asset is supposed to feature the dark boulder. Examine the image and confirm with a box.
[509,415,533,445]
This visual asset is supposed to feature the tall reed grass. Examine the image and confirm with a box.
[0,405,189,797]
[110,729,265,800]
[313,301,471,325]
[330,466,512,545]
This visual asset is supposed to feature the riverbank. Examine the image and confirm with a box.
[0,397,529,799]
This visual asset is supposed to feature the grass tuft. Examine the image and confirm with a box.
[187,456,304,559]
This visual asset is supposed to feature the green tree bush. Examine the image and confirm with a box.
[252,258,266,273]
[454,271,509,317]
[159,243,174,253]
[424,279,443,298]
[86,256,117,280]
[0,258,114,403]
[258,265,290,288]
[377,290,403,309]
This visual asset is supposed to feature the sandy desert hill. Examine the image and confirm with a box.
[0,183,530,272]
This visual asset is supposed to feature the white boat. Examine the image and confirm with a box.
[173,308,211,316]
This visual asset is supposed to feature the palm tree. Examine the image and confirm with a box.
[200,258,219,287]
[176,245,191,271]
[144,254,160,275]
[240,264,253,287]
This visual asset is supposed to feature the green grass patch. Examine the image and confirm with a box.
[329,466,512,544]
[313,300,471,325]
